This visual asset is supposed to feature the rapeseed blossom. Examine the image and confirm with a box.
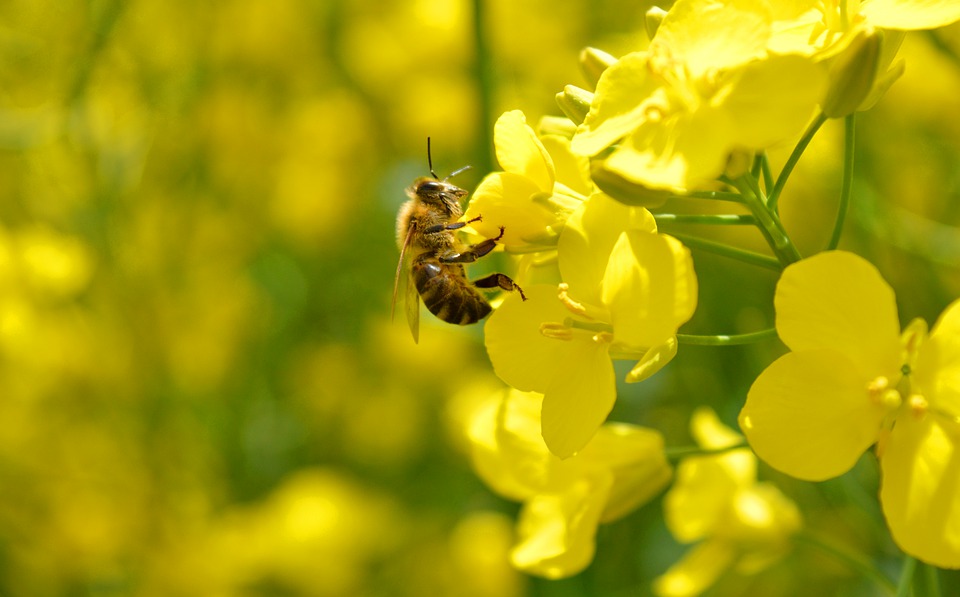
[464,110,590,252]
[484,194,697,458]
[570,0,825,191]
[467,388,672,579]
[739,251,960,567]
[655,408,800,597]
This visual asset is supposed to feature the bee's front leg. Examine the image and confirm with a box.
[438,226,505,264]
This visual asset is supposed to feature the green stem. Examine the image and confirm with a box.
[735,177,803,266]
[664,441,747,462]
[826,114,855,250]
[897,556,917,597]
[654,214,757,226]
[470,0,495,174]
[794,532,897,595]
[759,152,775,194]
[768,112,828,213]
[921,562,942,597]
[682,190,747,203]
[668,233,782,271]
[677,328,778,346]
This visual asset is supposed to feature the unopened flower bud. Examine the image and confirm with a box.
[556,85,594,125]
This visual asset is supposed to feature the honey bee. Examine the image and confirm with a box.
[392,139,526,343]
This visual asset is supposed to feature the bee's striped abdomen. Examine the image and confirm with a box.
[413,256,491,325]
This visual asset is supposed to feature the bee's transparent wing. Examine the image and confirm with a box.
[405,268,420,344]
[393,223,419,343]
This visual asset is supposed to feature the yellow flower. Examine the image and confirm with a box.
[467,388,672,579]
[769,0,960,116]
[655,408,800,597]
[739,250,960,567]
[571,0,825,191]
[464,110,590,251]
[484,193,697,458]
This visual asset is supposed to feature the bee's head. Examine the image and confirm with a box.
[408,177,468,215]
[406,137,470,215]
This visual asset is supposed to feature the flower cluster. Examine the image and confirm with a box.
[457,0,960,591]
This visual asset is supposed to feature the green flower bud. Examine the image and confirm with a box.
[556,85,594,126]
[822,28,883,118]
[579,47,618,89]
[645,6,668,41]
[590,161,671,208]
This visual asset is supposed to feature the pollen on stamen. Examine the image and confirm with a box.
[592,331,614,345]
[867,376,901,410]
[540,321,573,341]
[908,394,929,419]
[558,283,592,319]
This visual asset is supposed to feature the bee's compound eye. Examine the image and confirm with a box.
[419,180,443,193]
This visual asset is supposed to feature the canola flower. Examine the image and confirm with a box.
[655,408,800,597]
[466,388,672,579]
[484,193,697,458]
[570,0,826,192]
[739,251,960,568]
[464,110,590,252]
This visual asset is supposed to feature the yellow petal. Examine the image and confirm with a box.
[558,193,656,307]
[739,349,887,481]
[603,232,697,349]
[541,336,616,458]
[570,52,660,157]
[861,0,960,30]
[577,424,672,522]
[484,285,580,393]
[665,456,745,542]
[775,251,902,379]
[719,54,825,147]
[652,538,736,597]
[511,475,612,579]
[625,337,678,383]
[466,391,538,501]
[880,414,960,568]
[540,134,592,197]
[465,172,569,248]
[494,110,555,191]
[915,298,960,420]
[653,0,771,77]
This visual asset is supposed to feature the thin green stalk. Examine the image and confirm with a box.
[683,190,748,203]
[794,532,897,595]
[769,112,828,213]
[734,176,803,265]
[759,152,775,194]
[677,328,778,346]
[826,113,856,250]
[897,556,917,597]
[470,0,495,175]
[654,214,757,226]
[921,562,942,597]
[668,232,782,271]
[665,441,747,462]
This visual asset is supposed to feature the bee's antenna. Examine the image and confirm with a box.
[445,164,472,180]
[427,137,439,179]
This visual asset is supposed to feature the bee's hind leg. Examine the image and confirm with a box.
[473,272,527,301]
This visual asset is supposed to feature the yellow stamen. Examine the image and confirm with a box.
[592,331,614,345]
[540,321,573,341]
[558,283,592,320]
[908,394,928,419]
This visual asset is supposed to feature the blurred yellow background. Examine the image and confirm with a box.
[0,0,958,595]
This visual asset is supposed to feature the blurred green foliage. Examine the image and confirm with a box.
[0,0,958,595]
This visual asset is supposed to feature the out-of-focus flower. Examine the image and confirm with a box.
[655,408,801,597]
[571,0,825,192]
[739,250,960,568]
[467,388,672,579]
[485,193,696,458]
[465,110,590,252]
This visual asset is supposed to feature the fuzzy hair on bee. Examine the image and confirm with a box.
[392,138,526,343]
